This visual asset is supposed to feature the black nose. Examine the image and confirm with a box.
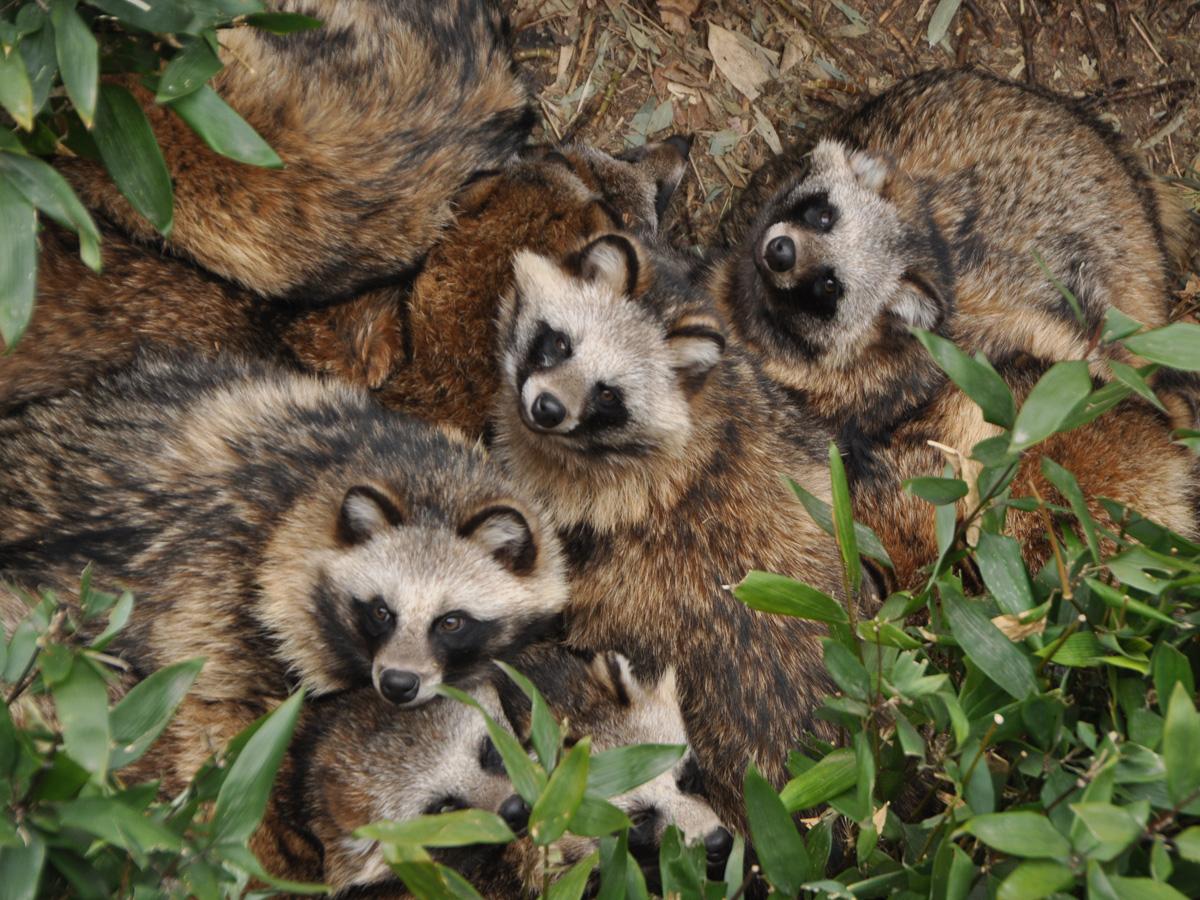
[379,669,420,705]
[499,794,530,833]
[704,827,734,866]
[530,392,566,428]
[763,235,796,273]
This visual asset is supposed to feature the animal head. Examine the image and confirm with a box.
[494,234,725,471]
[729,139,949,372]
[498,647,733,890]
[304,685,524,893]
[259,433,568,708]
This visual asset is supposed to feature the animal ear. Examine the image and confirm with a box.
[847,149,892,195]
[618,134,693,226]
[889,271,944,330]
[338,485,404,546]
[573,234,641,298]
[667,315,725,379]
[459,503,538,575]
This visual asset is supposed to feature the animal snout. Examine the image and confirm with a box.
[530,392,566,429]
[704,826,734,869]
[379,669,421,705]
[763,234,796,273]
[499,794,530,833]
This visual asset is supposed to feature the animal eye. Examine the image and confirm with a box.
[555,335,569,355]
[802,200,837,232]
[373,602,392,623]
[814,273,842,301]
[439,614,464,633]
[423,795,468,816]
[597,387,616,406]
[536,327,571,366]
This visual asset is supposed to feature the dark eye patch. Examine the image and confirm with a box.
[355,595,395,647]
[785,191,837,233]
[432,614,500,685]
[422,795,469,816]
[770,265,842,320]
[526,321,571,371]
[675,753,706,796]
[479,736,506,774]
[578,383,628,434]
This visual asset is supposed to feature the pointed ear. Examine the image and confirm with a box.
[571,234,641,297]
[847,149,892,194]
[338,485,404,546]
[459,503,538,575]
[618,134,693,225]
[889,271,944,329]
[667,315,725,378]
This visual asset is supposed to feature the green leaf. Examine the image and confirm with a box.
[788,478,893,568]
[495,661,558,772]
[1122,323,1200,370]
[156,37,223,103]
[975,532,1034,615]
[545,850,600,900]
[849,731,876,824]
[529,737,590,846]
[905,476,969,505]
[931,839,974,900]
[996,860,1074,900]
[1069,802,1143,860]
[0,832,44,900]
[567,794,630,837]
[1085,578,1177,627]
[245,11,324,33]
[733,571,849,624]
[913,329,1015,428]
[51,657,110,778]
[1041,458,1100,564]
[1152,644,1195,715]
[50,1,97,127]
[1105,876,1189,900]
[823,638,871,701]
[93,84,173,236]
[0,151,101,270]
[211,690,304,845]
[963,811,1070,859]
[1033,250,1085,325]
[828,442,861,593]
[440,685,546,804]
[389,858,486,900]
[779,748,856,812]
[1009,361,1093,451]
[56,797,181,853]
[926,0,963,45]
[169,85,283,168]
[941,578,1037,699]
[1102,307,1143,343]
[20,20,56,116]
[586,743,684,799]
[86,0,200,33]
[0,47,34,130]
[0,175,37,347]
[1109,360,1166,413]
[1163,682,1200,805]
[89,590,133,651]
[744,763,808,895]
[658,826,706,899]
[110,657,204,769]
[1175,825,1200,862]
[357,809,514,847]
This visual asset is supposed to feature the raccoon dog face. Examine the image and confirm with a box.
[497,235,724,466]
[311,685,521,892]
[301,484,566,709]
[745,139,947,370]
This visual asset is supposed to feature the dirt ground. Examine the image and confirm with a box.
[506,0,1199,276]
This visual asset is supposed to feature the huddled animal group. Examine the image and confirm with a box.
[1,2,1196,896]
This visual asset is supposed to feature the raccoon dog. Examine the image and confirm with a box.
[491,233,855,829]
[56,0,533,302]
[283,137,693,440]
[712,68,1198,585]
[0,354,567,790]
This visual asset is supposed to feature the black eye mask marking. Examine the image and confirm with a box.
[525,321,572,372]
[769,265,842,320]
[782,190,837,233]
[355,595,396,648]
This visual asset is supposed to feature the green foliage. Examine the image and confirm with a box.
[0,0,313,348]
[0,576,312,898]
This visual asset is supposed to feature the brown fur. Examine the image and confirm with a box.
[55,0,532,302]
[492,234,862,831]
[3,142,688,427]
[282,139,691,440]
[0,355,566,795]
